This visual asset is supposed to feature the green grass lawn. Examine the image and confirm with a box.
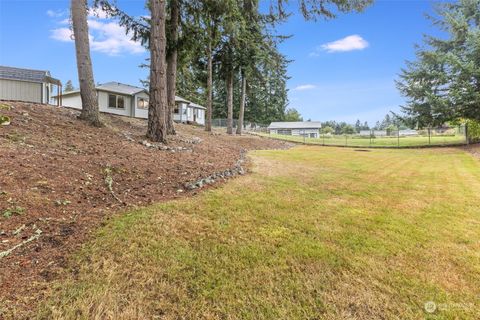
[37,146,480,319]
[260,133,467,147]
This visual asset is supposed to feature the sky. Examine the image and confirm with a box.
[0,0,442,125]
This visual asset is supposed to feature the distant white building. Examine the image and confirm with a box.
[268,121,322,138]
[360,129,418,137]
[53,82,205,125]
[360,130,388,137]
[399,129,418,136]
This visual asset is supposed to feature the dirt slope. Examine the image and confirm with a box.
[0,101,291,318]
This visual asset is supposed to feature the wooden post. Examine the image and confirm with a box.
[465,122,469,145]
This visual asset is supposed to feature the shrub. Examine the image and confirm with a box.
[467,120,480,143]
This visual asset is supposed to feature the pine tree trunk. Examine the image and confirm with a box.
[71,0,101,127]
[205,38,213,132]
[226,70,234,134]
[147,0,168,143]
[166,0,179,135]
[236,69,246,135]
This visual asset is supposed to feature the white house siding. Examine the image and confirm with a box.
[194,108,205,125]
[173,102,189,123]
[98,91,131,117]
[59,91,132,117]
[133,91,149,119]
[60,93,82,109]
[0,79,42,103]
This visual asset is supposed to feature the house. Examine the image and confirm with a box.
[268,121,322,138]
[53,82,205,125]
[173,100,206,126]
[0,65,62,105]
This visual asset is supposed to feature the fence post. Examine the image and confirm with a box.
[303,129,306,143]
[397,128,400,148]
[465,122,469,145]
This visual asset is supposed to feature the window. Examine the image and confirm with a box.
[108,94,126,109]
[277,129,292,135]
[108,94,116,108]
[117,96,124,109]
[137,97,148,109]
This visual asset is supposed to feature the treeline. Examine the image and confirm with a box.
[320,114,402,135]
[71,0,372,141]
[396,0,479,141]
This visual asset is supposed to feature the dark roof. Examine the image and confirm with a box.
[0,65,61,85]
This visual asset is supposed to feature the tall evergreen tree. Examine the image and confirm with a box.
[64,80,75,92]
[71,0,102,127]
[396,0,480,127]
[166,0,180,135]
[146,0,168,142]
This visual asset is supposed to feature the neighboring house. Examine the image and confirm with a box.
[53,82,205,125]
[360,130,387,136]
[188,102,206,126]
[268,121,322,138]
[0,65,62,105]
[173,99,206,126]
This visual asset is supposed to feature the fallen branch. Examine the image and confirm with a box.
[104,166,125,204]
[0,228,42,259]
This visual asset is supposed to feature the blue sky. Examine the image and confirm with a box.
[0,0,441,125]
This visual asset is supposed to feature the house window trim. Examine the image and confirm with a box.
[137,97,148,110]
[108,94,126,110]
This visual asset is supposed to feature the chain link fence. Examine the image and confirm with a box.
[260,124,469,148]
[212,118,268,132]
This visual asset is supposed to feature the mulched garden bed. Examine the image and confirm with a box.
[0,101,292,319]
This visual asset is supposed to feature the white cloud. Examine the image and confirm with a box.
[320,35,369,53]
[294,84,316,91]
[310,35,369,56]
[87,19,145,55]
[50,28,73,42]
[47,9,65,18]
[59,18,70,25]
[49,8,145,56]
